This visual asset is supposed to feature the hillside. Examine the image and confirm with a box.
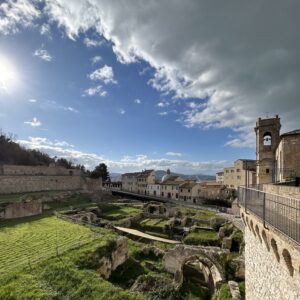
[0,133,54,166]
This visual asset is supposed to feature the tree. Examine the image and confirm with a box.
[90,163,110,181]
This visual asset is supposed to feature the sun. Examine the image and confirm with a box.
[0,56,19,92]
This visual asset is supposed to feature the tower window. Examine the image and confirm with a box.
[266,169,270,174]
[263,132,272,146]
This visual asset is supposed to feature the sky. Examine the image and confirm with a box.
[0,0,300,175]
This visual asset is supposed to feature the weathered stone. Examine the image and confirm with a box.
[142,245,164,257]
[218,226,226,239]
[111,236,128,270]
[232,257,245,280]
[228,281,241,300]
[222,237,232,250]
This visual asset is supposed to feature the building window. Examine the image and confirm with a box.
[226,170,229,173]
[266,168,270,174]
[263,132,272,146]
[236,169,240,172]
[188,189,190,193]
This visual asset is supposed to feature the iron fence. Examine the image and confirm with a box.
[238,186,300,245]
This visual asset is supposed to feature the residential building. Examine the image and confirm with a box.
[216,171,224,184]
[147,181,161,197]
[179,182,199,203]
[223,159,256,189]
[121,170,155,194]
[160,176,185,200]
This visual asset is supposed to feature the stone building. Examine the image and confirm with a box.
[121,170,155,194]
[147,180,161,197]
[222,159,256,189]
[276,129,300,182]
[255,116,300,183]
[255,115,281,184]
[160,176,185,200]
[178,181,199,203]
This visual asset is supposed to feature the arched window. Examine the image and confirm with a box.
[263,132,272,146]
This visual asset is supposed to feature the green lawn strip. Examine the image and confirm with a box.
[183,229,219,246]
[0,235,144,300]
[177,207,216,220]
[0,216,98,274]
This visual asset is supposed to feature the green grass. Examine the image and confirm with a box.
[105,206,142,219]
[0,236,143,300]
[177,207,216,220]
[183,229,219,246]
[0,216,98,274]
[0,190,62,204]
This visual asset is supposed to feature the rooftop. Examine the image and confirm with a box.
[281,129,300,137]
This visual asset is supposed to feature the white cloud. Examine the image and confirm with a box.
[0,0,40,35]
[166,152,182,157]
[41,0,300,148]
[91,55,102,65]
[82,85,107,97]
[18,136,229,174]
[119,108,126,115]
[157,101,169,108]
[33,46,52,62]
[83,37,104,48]
[24,117,42,127]
[40,23,50,35]
[65,106,79,113]
[134,98,141,104]
[89,65,117,84]
[28,98,37,103]
[158,112,168,116]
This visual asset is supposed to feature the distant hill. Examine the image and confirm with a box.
[110,170,215,182]
[155,170,215,182]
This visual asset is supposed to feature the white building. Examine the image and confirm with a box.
[216,171,224,184]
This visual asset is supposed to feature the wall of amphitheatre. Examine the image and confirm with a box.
[241,209,300,300]
[1,201,42,219]
[0,175,84,194]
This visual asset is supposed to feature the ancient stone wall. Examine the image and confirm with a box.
[263,183,300,199]
[0,201,42,219]
[0,175,83,194]
[241,209,300,300]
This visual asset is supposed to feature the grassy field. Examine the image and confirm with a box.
[103,205,142,220]
[177,207,217,220]
[0,216,97,274]
[183,229,219,246]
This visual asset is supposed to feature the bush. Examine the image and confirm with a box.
[231,230,244,252]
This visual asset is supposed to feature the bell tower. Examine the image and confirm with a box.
[255,115,281,184]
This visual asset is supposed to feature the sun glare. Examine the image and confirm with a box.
[0,56,19,92]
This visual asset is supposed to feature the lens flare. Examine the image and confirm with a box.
[0,56,18,92]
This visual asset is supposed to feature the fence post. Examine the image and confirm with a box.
[263,192,266,228]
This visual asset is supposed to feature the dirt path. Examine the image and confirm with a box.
[114,226,181,244]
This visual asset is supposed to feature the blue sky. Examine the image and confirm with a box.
[0,1,299,174]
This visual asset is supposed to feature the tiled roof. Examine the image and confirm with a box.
[179,182,197,189]
[122,170,154,177]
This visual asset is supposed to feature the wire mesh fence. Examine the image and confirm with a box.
[238,186,300,245]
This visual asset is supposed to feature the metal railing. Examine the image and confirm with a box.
[238,186,300,245]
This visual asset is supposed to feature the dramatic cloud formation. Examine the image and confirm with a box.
[0,0,40,35]
[24,117,42,127]
[2,1,300,149]
[18,136,228,173]
[89,65,117,84]
[42,0,300,147]
[33,46,52,61]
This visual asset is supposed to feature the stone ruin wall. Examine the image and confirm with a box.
[0,175,84,194]
[241,209,300,300]
[0,201,42,219]
[0,164,102,194]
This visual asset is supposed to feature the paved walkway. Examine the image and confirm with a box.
[114,226,181,244]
